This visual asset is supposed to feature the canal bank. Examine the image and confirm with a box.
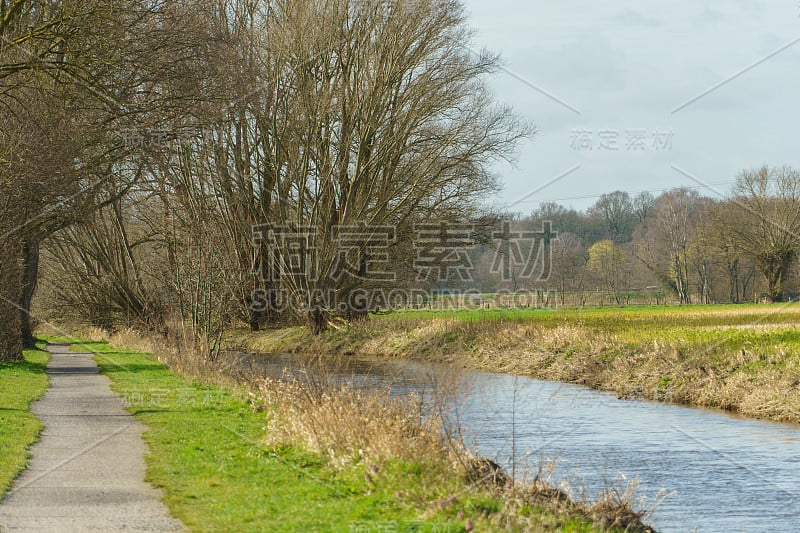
[223,305,800,425]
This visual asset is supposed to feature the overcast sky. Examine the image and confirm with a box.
[461,1,800,212]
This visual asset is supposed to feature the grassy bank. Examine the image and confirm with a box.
[78,340,642,532]
[225,304,800,424]
[0,345,50,497]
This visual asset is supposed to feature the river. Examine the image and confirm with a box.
[228,352,800,532]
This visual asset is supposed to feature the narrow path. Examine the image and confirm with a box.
[0,344,183,532]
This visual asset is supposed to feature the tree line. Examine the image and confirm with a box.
[470,170,800,307]
[2,1,798,364]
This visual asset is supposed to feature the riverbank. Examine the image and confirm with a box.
[0,344,50,497]
[54,337,651,532]
[224,304,800,424]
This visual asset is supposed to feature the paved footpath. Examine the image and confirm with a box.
[0,344,183,532]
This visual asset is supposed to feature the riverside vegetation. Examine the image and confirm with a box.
[40,331,656,532]
[225,303,800,424]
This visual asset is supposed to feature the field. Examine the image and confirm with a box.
[226,303,800,424]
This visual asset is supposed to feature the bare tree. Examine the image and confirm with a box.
[704,200,757,303]
[588,239,626,303]
[257,0,530,333]
[633,191,655,225]
[639,189,701,304]
[589,191,636,243]
[727,165,800,302]
[550,232,586,305]
[0,138,23,360]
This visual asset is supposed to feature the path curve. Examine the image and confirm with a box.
[0,344,183,532]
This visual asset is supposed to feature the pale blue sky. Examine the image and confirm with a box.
[462,1,800,212]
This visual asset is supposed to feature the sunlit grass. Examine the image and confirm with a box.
[0,343,50,496]
[380,303,800,349]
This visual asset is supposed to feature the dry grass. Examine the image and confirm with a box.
[64,326,243,390]
[253,354,474,469]
[257,372,447,468]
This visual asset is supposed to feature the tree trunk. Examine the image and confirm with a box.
[0,240,23,362]
[765,268,784,303]
[758,254,791,303]
[728,258,739,303]
[681,248,692,304]
[307,308,327,335]
[19,235,39,348]
[248,303,260,332]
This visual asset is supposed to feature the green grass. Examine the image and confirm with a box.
[0,343,50,497]
[385,303,800,367]
[85,340,609,532]
[380,303,800,352]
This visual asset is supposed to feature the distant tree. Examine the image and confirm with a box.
[588,191,636,243]
[550,232,586,305]
[588,239,626,302]
[696,201,754,303]
[530,202,567,223]
[727,165,800,302]
[639,189,701,304]
[633,191,656,225]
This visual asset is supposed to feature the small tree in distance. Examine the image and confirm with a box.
[588,240,626,303]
